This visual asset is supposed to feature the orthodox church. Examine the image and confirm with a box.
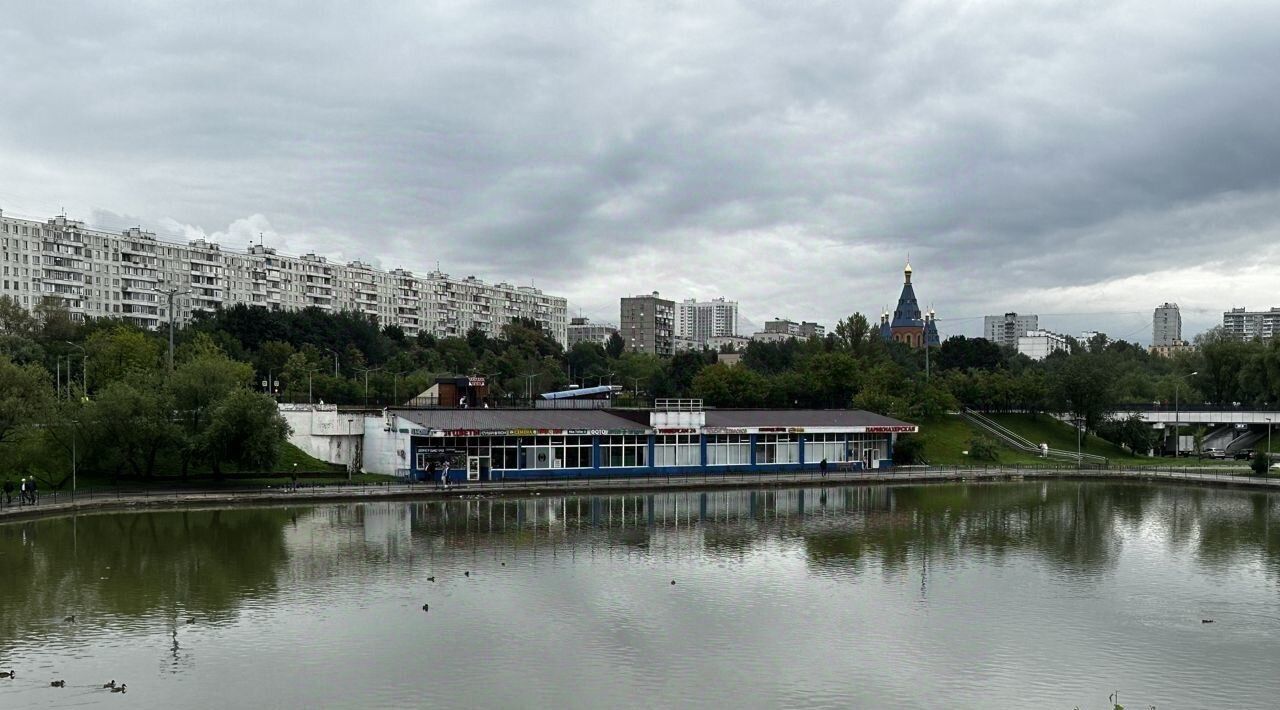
[878,260,940,348]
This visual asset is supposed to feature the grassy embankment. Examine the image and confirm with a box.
[911,412,1187,467]
[957,413,1250,469]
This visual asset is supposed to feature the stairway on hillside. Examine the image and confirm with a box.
[960,409,1108,465]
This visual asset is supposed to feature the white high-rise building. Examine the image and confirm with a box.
[675,298,738,347]
[0,209,568,345]
[984,312,1039,349]
[1153,303,1182,346]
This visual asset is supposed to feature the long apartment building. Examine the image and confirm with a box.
[1223,307,1280,341]
[0,209,568,345]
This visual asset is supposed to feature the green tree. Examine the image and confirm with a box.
[170,352,254,475]
[1251,452,1271,477]
[0,357,52,449]
[82,379,181,479]
[966,435,999,461]
[1051,354,1116,432]
[690,363,769,407]
[199,389,291,476]
[0,295,38,337]
[85,326,162,390]
[1098,414,1156,455]
[605,332,625,359]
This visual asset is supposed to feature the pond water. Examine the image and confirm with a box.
[2,481,1279,709]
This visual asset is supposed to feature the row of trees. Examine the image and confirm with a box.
[4,295,1278,481]
[1,298,290,486]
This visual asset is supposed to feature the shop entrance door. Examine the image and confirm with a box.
[467,456,489,481]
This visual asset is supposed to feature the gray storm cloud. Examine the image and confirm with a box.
[2,0,1278,341]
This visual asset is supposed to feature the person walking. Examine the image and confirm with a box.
[18,478,28,506]
[820,458,828,478]
[2,478,13,507]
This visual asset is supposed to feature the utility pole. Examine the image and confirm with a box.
[154,286,191,371]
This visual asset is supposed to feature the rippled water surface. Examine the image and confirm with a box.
[2,481,1280,708]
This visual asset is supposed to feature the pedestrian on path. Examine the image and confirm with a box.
[820,458,828,478]
[2,478,13,506]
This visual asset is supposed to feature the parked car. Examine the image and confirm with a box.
[1234,449,1256,460]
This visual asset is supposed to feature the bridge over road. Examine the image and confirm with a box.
[1112,405,1280,426]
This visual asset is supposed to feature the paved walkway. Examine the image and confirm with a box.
[2,466,1277,523]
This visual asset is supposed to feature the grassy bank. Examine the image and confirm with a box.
[985,413,1137,460]
[911,415,1045,466]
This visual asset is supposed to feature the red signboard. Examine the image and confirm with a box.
[865,425,917,433]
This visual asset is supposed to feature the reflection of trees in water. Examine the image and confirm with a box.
[3,482,1277,653]
[1189,490,1280,581]
[0,507,296,651]
[802,482,1154,577]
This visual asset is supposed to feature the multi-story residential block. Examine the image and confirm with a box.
[1153,303,1182,346]
[984,312,1039,349]
[707,334,752,351]
[1080,330,1109,347]
[762,318,825,339]
[1017,329,1070,361]
[567,317,618,348]
[675,298,738,346]
[620,292,675,356]
[0,209,569,344]
[1223,307,1280,341]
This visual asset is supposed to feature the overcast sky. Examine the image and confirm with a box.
[3,1,1279,343]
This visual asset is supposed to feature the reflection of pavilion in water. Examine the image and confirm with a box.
[399,487,901,533]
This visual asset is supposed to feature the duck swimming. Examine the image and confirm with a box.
[110,684,127,693]
[50,680,65,688]
[0,671,14,679]
[103,680,116,689]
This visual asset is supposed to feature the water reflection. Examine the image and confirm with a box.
[3,483,1275,628]
[1,481,1278,708]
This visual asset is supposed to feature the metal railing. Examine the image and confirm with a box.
[654,398,704,412]
[2,462,1274,517]
[962,408,1109,464]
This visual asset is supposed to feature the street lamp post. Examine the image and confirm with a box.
[153,286,192,371]
[325,347,340,378]
[1076,418,1083,467]
[357,367,384,406]
[1173,371,1199,458]
[306,367,321,405]
[65,342,86,399]
[392,370,410,405]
